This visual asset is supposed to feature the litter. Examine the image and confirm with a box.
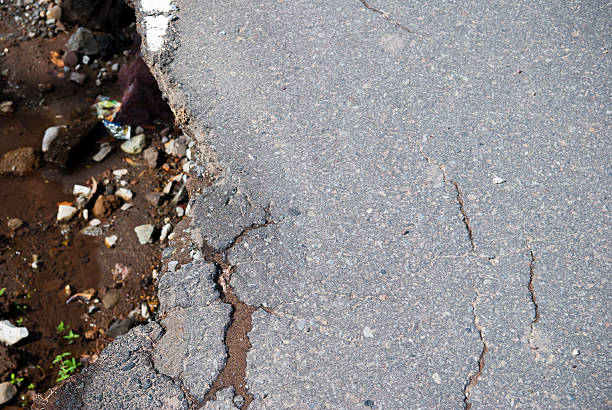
[102,120,131,140]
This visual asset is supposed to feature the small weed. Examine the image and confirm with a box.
[27,382,36,390]
[53,352,81,382]
[14,303,28,312]
[0,288,5,296]
[56,321,66,333]
[9,373,23,385]
[15,317,23,326]
[63,330,80,344]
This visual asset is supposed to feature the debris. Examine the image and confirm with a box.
[0,101,14,115]
[92,142,113,162]
[113,168,128,177]
[175,207,185,217]
[111,263,130,282]
[167,260,179,272]
[115,188,133,201]
[84,329,98,340]
[80,226,103,236]
[62,50,78,67]
[57,204,77,222]
[0,320,28,346]
[82,55,91,65]
[120,133,147,154]
[66,288,96,304]
[89,218,101,226]
[47,4,62,21]
[92,194,120,218]
[44,119,101,167]
[0,147,39,176]
[105,235,118,248]
[171,183,187,205]
[102,291,119,309]
[134,224,154,244]
[493,176,506,184]
[145,192,163,207]
[42,126,66,152]
[94,98,121,121]
[7,218,23,231]
[102,121,131,140]
[105,317,137,339]
[73,184,91,197]
[69,71,87,85]
[0,382,17,405]
[50,50,65,68]
[120,203,133,211]
[141,302,150,319]
[164,138,187,158]
[162,180,173,194]
[66,27,99,55]
[143,147,159,168]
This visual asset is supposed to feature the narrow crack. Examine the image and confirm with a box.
[359,0,412,33]
[200,209,276,409]
[453,181,476,252]
[526,239,539,351]
[463,289,488,409]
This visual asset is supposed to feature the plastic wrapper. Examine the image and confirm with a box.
[102,121,131,140]
[94,98,121,121]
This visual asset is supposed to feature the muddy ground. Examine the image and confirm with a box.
[0,1,187,406]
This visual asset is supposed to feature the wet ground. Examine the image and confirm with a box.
[0,3,183,407]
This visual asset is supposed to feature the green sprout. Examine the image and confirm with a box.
[63,330,80,344]
[15,317,23,326]
[53,352,81,382]
[56,321,66,333]
[0,288,5,296]
[9,373,23,385]
[27,382,36,390]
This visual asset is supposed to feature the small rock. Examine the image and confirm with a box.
[432,373,442,384]
[115,188,133,201]
[0,320,28,346]
[105,235,118,248]
[0,147,39,176]
[168,261,179,272]
[572,349,580,356]
[164,138,186,158]
[162,181,173,194]
[362,326,374,338]
[84,329,97,340]
[57,204,77,222]
[92,142,113,162]
[120,134,146,155]
[47,5,62,21]
[102,291,119,309]
[111,62,119,72]
[106,317,137,339]
[7,218,23,231]
[67,27,99,55]
[73,184,91,197]
[0,382,17,405]
[182,161,191,173]
[70,71,87,85]
[145,192,162,207]
[82,55,90,65]
[89,218,101,226]
[80,226,103,236]
[159,223,172,242]
[134,224,154,244]
[92,195,120,218]
[143,147,159,168]
[37,82,54,93]
[141,302,150,319]
[120,203,133,211]
[113,168,128,177]
[176,207,185,217]
[0,101,13,115]
[492,176,506,184]
[42,126,65,152]
[63,50,79,67]
[364,400,374,408]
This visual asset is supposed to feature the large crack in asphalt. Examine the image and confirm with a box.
[453,181,476,252]
[462,289,489,409]
[525,239,539,352]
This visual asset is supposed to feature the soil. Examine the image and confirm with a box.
[0,4,184,407]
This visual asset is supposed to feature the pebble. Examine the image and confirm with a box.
[364,400,374,408]
[106,317,137,338]
[145,192,163,207]
[141,302,150,319]
[120,134,146,155]
[175,207,184,217]
[168,260,179,272]
[0,382,17,406]
[57,204,77,222]
[0,320,28,345]
[7,218,23,231]
[113,168,128,177]
[89,218,102,226]
[159,223,172,242]
[82,55,90,65]
[492,176,505,184]
[73,184,91,197]
[120,203,133,211]
[93,195,120,218]
[572,349,580,356]
[63,50,79,67]
[115,188,134,201]
[143,147,159,168]
[164,138,187,157]
[80,226,103,236]
[69,71,87,85]
[362,326,374,338]
[432,373,442,384]
[67,27,99,55]
[0,101,13,114]
[134,224,154,245]
[105,235,118,248]
[92,142,113,162]
[102,291,119,309]
[111,62,119,72]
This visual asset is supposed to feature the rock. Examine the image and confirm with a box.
[95,33,115,58]
[89,218,101,226]
[114,58,173,126]
[0,101,13,115]
[120,134,146,154]
[105,235,118,248]
[111,62,119,72]
[102,291,119,309]
[73,184,91,197]
[7,218,23,231]
[0,320,28,346]
[47,5,62,21]
[92,142,113,162]
[80,226,103,236]
[44,119,102,167]
[113,168,128,177]
[92,194,120,218]
[0,147,39,176]
[66,27,99,55]
[105,317,137,339]
[134,224,154,244]
[168,261,179,272]
[164,138,187,158]
[143,147,159,168]
[42,126,65,152]
[63,50,79,67]
[70,71,87,85]
[145,192,162,207]
[115,188,133,201]
[0,382,17,405]
[120,203,133,211]
[57,204,77,222]
[37,82,54,93]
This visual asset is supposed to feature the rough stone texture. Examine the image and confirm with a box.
[0,147,39,176]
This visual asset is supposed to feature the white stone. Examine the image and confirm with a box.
[42,126,65,152]
[134,224,154,244]
[83,209,89,220]
[73,184,91,197]
[432,373,442,384]
[0,320,28,345]
[168,260,179,272]
[492,176,505,184]
[92,142,113,162]
[141,302,150,319]
[57,204,77,222]
[89,218,101,226]
[113,168,128,177]
[120,203,133,211]
[162,181,173,194]
[176,206,184,217]
[105,235,118,248]
[362,326,374,338]
[120,134,146,154]
[0,382,17,405]
[115,188,133,201]
[572,349,580,356]
[159,223,172,241]
[182,161,191,173]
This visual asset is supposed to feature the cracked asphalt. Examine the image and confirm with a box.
[46,0,610,408]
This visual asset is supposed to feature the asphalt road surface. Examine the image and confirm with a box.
[49,0,610,408]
